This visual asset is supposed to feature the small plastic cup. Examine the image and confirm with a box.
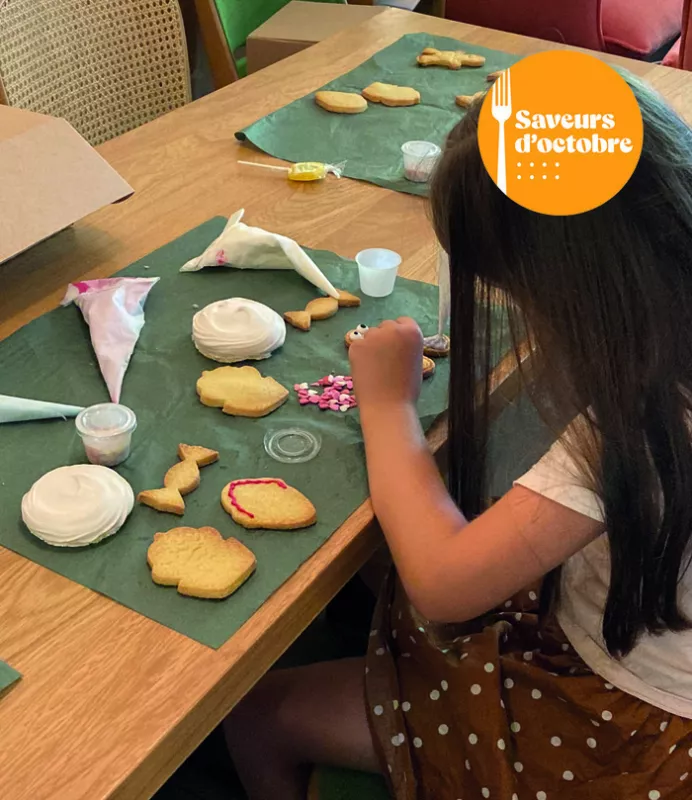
[401,140,441,183]
[356,248,401,298]
[75,403,137,467]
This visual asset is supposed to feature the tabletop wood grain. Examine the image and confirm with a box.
[1,9,690,799]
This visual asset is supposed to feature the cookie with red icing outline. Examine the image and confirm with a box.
[221,479,317,530]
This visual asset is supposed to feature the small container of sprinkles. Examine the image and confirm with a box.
[75,403,137,467]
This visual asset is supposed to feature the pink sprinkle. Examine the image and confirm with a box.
[346,381,353,389]
[308,396,320,404]
[339,393,349,403]
[299,397,310,405]
[329,400,340,410]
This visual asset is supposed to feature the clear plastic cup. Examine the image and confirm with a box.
[401,141,441,183]
[75,403,137,467]
[356,249,402,298]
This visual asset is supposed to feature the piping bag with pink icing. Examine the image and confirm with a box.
[62,277,159,403]
[179,209,339,299]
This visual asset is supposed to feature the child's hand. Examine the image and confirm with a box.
[349,317,423,410]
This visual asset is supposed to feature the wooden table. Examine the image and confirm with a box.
[0,9,690,800]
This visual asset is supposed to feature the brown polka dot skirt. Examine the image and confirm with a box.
[365,572,692,799]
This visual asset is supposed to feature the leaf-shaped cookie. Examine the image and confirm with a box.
[197,366,288,418]
[147,526,256,599]
[221,478,317,530]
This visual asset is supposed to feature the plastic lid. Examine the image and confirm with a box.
[75,403,137,439]
[264,428,322,464]
[401,140,441,158]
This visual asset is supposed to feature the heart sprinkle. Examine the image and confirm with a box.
[293,375,357,412]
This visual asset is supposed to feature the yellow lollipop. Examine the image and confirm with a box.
[238,160,344,182]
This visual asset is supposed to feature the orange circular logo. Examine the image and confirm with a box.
[477,51,643,215]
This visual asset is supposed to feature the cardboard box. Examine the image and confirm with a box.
[0,106,133,265]
[246,1,387,74]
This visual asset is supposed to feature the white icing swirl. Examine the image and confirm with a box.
[22,465,134,547]
[192,298,286,363]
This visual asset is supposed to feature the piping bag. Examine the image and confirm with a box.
[62,277,159,403]
[0,395,83,423]
[180,209,339,299]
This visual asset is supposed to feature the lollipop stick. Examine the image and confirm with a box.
[237,160,290,173]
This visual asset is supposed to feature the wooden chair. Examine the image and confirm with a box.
[194,0,345,89]
[0,0,191,146]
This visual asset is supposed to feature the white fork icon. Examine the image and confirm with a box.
[491,69,512,194]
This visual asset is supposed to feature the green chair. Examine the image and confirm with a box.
[195,0,346,87]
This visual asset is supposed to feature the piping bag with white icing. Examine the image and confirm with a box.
[180,209,339,299]
[0,395,83,423]
[62,277,159,403]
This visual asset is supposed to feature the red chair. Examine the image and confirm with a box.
[445,0,683,61]
[663,0,692,67]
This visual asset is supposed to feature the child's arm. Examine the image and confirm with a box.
[350,318,604,623]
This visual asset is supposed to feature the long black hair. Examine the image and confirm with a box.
[430,74,692,657]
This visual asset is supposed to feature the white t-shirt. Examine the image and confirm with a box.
[515,436,692,719]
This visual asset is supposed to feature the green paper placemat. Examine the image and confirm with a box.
[0,660,21,694]
[237,33,521,196]
[0,218,452,649]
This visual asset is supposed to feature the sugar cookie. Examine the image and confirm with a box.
[197,365,288,417]
[417,47,485,69]
[305,297,339,320]
[284,288,360,331]
[147,526,256,599]
[138,486,186,516]
[456,92,484,108]
[361,82,421,107]
[177,444,219,466]
[221,478,317,530]
[284,310,312,331]
[138,443,219,515]
[336,289,361,308]
[315,91,368,114]
[423,333,451,357]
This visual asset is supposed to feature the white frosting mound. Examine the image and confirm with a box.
[192,297,286,363]
[22,465,135,547]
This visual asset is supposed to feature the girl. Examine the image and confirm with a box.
[224,75,692,799]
